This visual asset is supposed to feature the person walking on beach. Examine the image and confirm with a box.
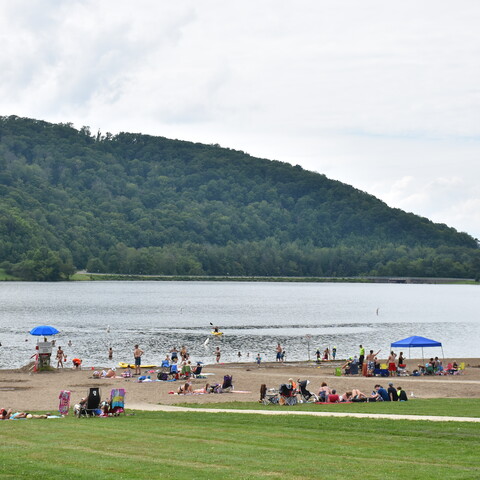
[134,344,144,375]
[56,346,64,368]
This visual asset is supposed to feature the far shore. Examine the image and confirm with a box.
[1,357,479,412]
[70,272,478,285]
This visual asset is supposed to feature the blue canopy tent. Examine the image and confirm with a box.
[390,336,444,361]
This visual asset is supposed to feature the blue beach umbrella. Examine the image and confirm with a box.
[29,325,59,336]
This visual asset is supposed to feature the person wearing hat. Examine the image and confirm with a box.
[387,382,398,401]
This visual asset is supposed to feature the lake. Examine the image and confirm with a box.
[0,281,478,369]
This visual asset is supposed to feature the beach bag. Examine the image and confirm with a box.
[157,372,168,381]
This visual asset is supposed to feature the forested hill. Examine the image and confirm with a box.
[0,115,479,281]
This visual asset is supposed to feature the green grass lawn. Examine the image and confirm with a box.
[176,398,480,418]
[1,409,479,479]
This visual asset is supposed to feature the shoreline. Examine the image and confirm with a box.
[72,273,480,285]
[1,358,479,412]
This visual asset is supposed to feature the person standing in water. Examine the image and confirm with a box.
[108,347,113,360]
[133,344,144,375]
[215,346,221,363]
[276,343,283,362]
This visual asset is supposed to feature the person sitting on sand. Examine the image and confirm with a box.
[193,383,210,394]
[342,357,357,375]
[105,368,116,378]
[178,380,193,394]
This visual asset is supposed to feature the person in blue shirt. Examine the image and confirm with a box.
[370,384,390,401]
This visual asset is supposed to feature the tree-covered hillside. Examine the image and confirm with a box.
[0,115,478,280]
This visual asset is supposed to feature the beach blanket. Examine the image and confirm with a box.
[314,401,353,405]
[58,390,71,415]
[110,388,126,409]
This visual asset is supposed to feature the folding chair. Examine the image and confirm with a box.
[76,387,101,417]
[85,387,101,416]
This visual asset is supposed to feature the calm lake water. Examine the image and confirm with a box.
[0,281,478,369]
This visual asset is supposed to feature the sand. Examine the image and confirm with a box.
[1,358,479,412]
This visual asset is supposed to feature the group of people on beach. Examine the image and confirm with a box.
[276,378,408,403]
[316,381,408,402]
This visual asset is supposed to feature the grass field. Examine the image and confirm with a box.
[176,398,480,418]
[1,408,479,479]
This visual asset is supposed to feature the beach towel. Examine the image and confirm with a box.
[58,390,71,415]
[110,388,126,409]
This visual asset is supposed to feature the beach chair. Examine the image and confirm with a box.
[298,380,318,403]
[222,375,233,392]
[109,388,126,416]
[262,388,280,405]
[180,364,192,378]
[169,364,179,379]
[348,362,359,375]
[76,387,101,417]
[85,387,101,416]
[192,363,205,378]
[279,383,297,406]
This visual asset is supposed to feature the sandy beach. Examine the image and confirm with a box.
[1,358,479,412]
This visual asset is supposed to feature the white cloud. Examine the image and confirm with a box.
[1,0,479,238]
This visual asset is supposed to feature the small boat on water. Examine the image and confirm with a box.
[211,331,224,336]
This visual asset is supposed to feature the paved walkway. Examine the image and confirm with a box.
[128,403,480,423]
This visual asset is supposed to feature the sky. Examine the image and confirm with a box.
[1,1,479,239]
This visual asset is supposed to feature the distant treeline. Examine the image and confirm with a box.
[0,115,478,281]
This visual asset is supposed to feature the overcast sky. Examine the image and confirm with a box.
[1,1,479,239]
